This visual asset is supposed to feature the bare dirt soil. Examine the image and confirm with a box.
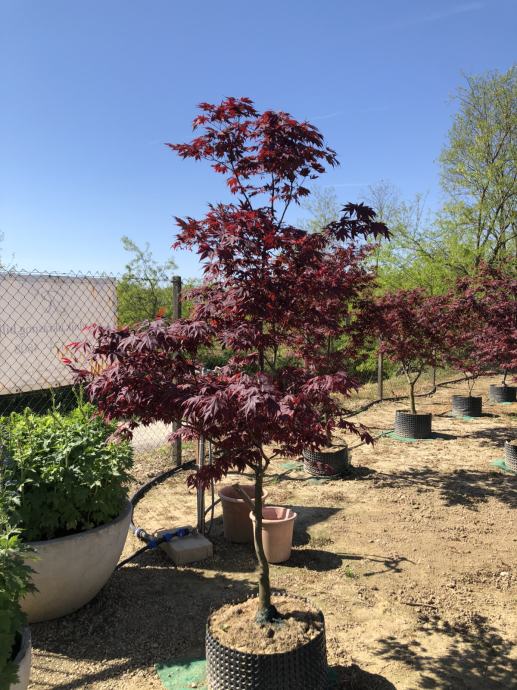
[29,375,517,689]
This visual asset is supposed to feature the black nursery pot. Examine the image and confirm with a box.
[206,595,328,690]
[451,395,482,417]
[394,410,432,439]
[489,385,516,403]
[504,441,517,472]
[302,445,349,478]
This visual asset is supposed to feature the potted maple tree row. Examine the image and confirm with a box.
[68,96,388,689]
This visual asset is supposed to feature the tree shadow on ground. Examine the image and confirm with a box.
[264,548,412,575]
[31,561,255,689]
[374,467,517,510]
[331,663,397,689]
[376,613,516,689]
[197,505,342,569]
[266,463,377,484]
[465,426,517,448]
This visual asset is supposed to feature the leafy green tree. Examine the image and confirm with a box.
[116,236,177,326]
[438,66,517,272]
[363,180,456,294]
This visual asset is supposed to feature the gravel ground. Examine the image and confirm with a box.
[28,375,517,689]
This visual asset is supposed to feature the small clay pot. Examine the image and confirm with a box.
[451,395,482,417]
[394,410,432,439]
[489,385,516,403]
[504,440,517,472]
[218,484,268,544]
[250,506,297,564]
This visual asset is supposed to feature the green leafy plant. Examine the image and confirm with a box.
[0,531,35,690]
[0,404,133,541]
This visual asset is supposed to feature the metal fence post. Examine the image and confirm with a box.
[171,276,182,466]
[377,348,384,401]
[197,435,206,534]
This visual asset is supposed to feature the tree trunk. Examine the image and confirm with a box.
[409,380,417,415]
[253,469,278,623]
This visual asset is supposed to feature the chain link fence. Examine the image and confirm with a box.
[0,269,176,453]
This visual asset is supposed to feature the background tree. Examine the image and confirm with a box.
[438,66,517,272]
[116,236,178,326]
[69,97,389,625]
[300,185,340,233]
[461,267,517,385]
[362,180,467,294]
[360,289,450,414]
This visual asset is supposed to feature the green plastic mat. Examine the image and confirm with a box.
[156,658,339,689]
[385,431,433,442]
[156,658,207,689]
[491,458,517,475]
[279,461,304,472]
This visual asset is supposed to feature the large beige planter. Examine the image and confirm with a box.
[11,627,31,690]
[22,500,131,623]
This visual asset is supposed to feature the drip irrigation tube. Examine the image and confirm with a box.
[116,459,196,569]
[344,374,470,419]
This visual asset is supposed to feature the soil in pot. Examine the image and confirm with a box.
[451,395,482,417]
[250,506,297,563]
[394,410,432,439]
[209,595,323,655]
[302,444,349,478]
[218,484,268,544]
[489,384,517,403]
[206,594,327,689]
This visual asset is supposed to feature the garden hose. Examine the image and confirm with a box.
[116,459,196,569]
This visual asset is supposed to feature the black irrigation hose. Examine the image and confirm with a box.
[344,375,469,419]
[116,459,196,569]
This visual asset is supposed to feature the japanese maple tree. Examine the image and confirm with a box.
[463,268,517,386]
[67,97,389,624]
[361,289,450,414]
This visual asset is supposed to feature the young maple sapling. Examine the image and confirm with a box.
[67,97,389,624]
[363,289,449,414]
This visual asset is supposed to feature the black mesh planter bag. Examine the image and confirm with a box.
[451,395,482,417]
[302,445,349,478]
[206,594,328,690]
[489,385,516,403]
[504,441,517,472]
[394,410,432,439]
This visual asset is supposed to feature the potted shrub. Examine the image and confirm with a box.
[67,97,388,688]
[0,404,133,623]
[362,289,450,439]
[0,530,34,690]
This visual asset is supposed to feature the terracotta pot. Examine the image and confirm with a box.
[218,484,268,543]
[250,506,297,564]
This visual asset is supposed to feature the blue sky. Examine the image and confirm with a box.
[1,0,515,279]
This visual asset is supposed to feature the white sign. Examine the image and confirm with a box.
[0,273,117,394]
